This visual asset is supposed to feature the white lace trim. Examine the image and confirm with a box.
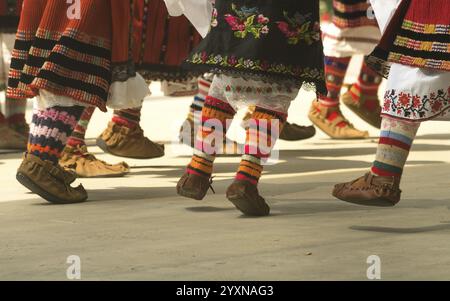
[36,90,91,110]
[35,74,150,110]
[209,74,297,114]
[106,73,150,109]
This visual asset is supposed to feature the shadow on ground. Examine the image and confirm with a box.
[350,222,450,234]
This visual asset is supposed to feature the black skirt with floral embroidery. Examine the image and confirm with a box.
[184,0,326,95]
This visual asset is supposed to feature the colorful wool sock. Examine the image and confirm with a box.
[187,76,212,130]
[112,107,142,129]
[66,106,95,149]
[236,106,287,185]
[317,56,351,127]
[349,61,382,110]
[371,116,420,177]
[28,106,84,165]
[4,97,27,126]
[187,96,236,178]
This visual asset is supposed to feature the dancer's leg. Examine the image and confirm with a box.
[186,96,236,178]
[112,107,142,129]
[227,106,287,216]
[309,56,369,139]
[342,61,383,128]
[27,106,83,164]
[4,97,28,136]
[179,76,211,146]
[61,107,130,178]
[97,105,164,159]
[177,77,237,200]
[333,116,421,206]
[17,105,88,204]
[371,116,420,177]
[0,101,28,150]
[66,106,96,149]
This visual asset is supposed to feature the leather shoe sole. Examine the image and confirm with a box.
[16,172,87,204]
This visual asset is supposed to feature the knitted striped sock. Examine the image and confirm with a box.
[187,96,236,178]
[112,107,142,129]
[349,61,382,110]
[66,106,95,149]
[28,106,84,165]
[317,56,351,127]
[187,76,212,130]
[4,97,27,126]
[371,117,420,177]
[236,107,287,184]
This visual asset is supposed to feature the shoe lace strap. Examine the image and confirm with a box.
[209,176,216,194]
[75,145,97,160]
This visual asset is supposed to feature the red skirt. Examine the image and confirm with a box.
[7,0,133,111]
[133,0,203,82]
[368,0,450,77]
[332,0,377,29]
[0,0,23,33]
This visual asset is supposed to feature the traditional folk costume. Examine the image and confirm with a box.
[96,0,201,158]
[309,0,384,139]
[333,0,450,206]
[59,0,202,178]
[174,0,326,216]
[10,0,152,203]
[0,0,28,149]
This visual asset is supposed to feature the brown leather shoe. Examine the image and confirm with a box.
[279,122,316,141]
[0,124,27,150]
[96,122,164,159]
[226,180,270,216]
[16,153,87,204]
[176,172,214,200]
[308,101,369,139]
[60,145,130,178]
[332,173,401,207]
[341,90,382,129]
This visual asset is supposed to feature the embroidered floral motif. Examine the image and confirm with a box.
[211,8,218,27]
[224,4,270,39]
[383,87,450,120]
[187,52,324,81]
[224,84,294,95]
[276,12,320,45]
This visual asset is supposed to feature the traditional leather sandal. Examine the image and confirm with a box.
[60,145,130,178]
[97,122,164,159]
[16,153,87,204]
[226,180,270,216]
[308,101,369,139]
[341,90,382,129]
[332,172,401,207]
[176,172,215,201]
